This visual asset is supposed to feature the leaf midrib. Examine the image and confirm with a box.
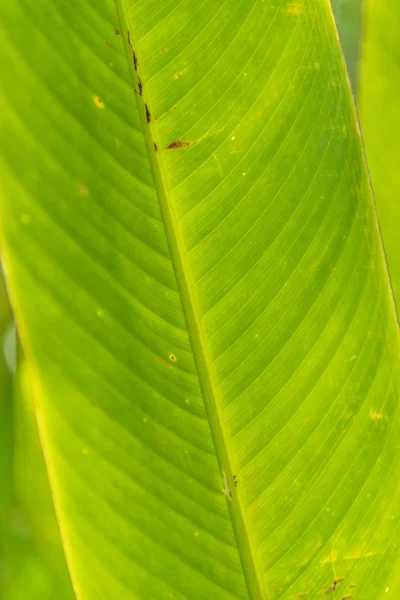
[115,1,265,598]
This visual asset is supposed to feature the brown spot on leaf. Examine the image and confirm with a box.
[166,140,195,150]
[154,143,158,152]
[113,29,120,35]
[169,354,176,362]
[145,104,151,122]
[93,96,104,109]
[127,31,131,45]
[326,579,344,594]
[133,50,138,70]
[138,77,143,95]
[370,408,387,421]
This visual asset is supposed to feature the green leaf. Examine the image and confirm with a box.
[0,320,73,599]
[12,359,73,581]
[2,521,73,600]
[0,1,399,599]
[0,273,13,585]
[359,0,400,312]
[330,0,363,91]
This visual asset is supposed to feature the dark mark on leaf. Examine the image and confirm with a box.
[127,31,131,45]
[326,579,344,594]
[154,143,158,152]
[113,29,120,35]
[145,104,151,123]
[133,50,138,70]
[138,77,143,95]
[233,475,238,488]
[166,140,195,150]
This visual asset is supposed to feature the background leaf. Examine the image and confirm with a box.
[331,0,364,92]
[2,525,73,600]
[1,1,400,599]
[0,270,13,589]
[0,352,74,599]
[359,0,400,312]
[12,358,73,582]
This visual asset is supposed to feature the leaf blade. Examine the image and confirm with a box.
[0,1,399,599]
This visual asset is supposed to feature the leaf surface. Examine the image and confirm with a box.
[0,1,399,599]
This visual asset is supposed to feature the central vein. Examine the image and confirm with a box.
[114,2,266,597]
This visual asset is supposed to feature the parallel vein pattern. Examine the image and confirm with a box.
[0,0,399,599]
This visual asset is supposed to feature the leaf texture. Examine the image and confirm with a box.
[0,1,399,599]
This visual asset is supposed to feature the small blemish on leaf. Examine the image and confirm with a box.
[133,50,138,70]
[93,96,104,109]
[138,76,143,95]
[166,140,195,150]
[370,408,387,421]
[145,104,151,122]
[154,143,158,152]
[287,2,302,16]
[113,28,120,35]
[222,472,231,500]
[326,579,344,594]
[169,354,176,362]
[76,181,89,197]
[127,31,131,45]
